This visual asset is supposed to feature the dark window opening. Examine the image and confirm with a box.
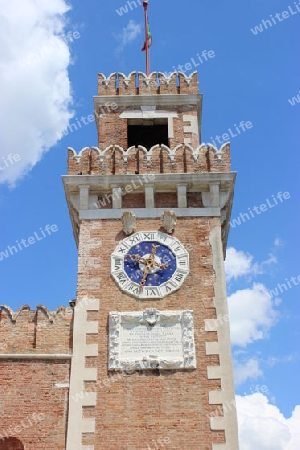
[128,119,168,150]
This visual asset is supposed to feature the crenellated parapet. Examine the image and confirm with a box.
[0,304,73,354]
[67,143,231,176]
[97,71,199,96]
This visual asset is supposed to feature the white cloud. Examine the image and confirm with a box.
[115,20,142,53]
[252,252,277,275]
[234,358,263,386]
[266,353,299,368]
[237,394,300,450]
[0,0,73,186]
[225,247,277,281]
[274,237,284,247]
[225,247,254,281]
[228,283,278,347]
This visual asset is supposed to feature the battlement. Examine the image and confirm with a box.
[67,143,230,176]
[0,304,73,355]
[97,71,199,96]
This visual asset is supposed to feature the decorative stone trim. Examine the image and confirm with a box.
[207,365,222,380]
[205,341,220,355]
[122,211,136,235]
[63,172,235,255]
[68,143,229,166]
[66,297,99,450]
[211,417,226,430]
[212,444,229,450]
[108,309,196,371]
[97,71,199,95]
[206,225,239,450]
[110,231,190,299]
[80,207,220,220]
[160,210,177,233]
[205,318,219,332]
[209,390,223,405]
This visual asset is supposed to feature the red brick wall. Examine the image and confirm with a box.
[67,143,231,177]
[0,360,70,450]
[76,218,225,449]
[0,306,73,354]
[0,306,73,449]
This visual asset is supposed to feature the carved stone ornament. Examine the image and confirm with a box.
[161,210,177,234]
[108,309,196,371]
[122,211,136,235]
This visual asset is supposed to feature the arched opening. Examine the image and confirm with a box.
[0,437,24,450]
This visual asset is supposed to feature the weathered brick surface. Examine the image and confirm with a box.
[0,306,73,354]
[76,217,226,449]
[0,360,70,449]
[0,307,73,449]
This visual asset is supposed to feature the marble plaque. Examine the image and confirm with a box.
[108,308,196,371]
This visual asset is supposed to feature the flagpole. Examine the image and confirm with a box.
[143,0,150,75]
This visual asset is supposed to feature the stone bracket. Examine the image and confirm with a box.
[202,183,220,208]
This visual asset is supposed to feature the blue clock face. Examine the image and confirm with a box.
[111,231,190,299]
[124,241,176,287]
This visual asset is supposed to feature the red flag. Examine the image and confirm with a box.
[141,14,152,51]
[142,0,151,75]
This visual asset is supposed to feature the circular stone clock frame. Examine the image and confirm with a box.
[111,231,190,299]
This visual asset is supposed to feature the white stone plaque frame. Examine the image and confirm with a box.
[111,231,190,299]
[108,308,196,371]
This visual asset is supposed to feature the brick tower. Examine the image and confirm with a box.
[64,71,239,450]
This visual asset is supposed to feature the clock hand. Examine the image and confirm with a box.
[139,264,151,289]
[151,244,159,256]
[153,261,168,269]
[128,244,168,289]
[126,254,146,265]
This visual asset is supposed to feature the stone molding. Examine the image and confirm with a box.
[66,297,100,450]
[63,172,235,255]
[205,226,239,450]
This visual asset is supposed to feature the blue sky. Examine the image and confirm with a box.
[0,0,299,448]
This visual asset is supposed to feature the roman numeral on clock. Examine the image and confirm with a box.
[174,272,184,283]
[142,233,155,240]
[113,258,123,271]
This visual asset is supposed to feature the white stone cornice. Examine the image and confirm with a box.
[63,173,236,191]
[79,208,220,220]
[63,172,235,253]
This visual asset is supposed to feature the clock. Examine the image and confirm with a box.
[111,231,189,299]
